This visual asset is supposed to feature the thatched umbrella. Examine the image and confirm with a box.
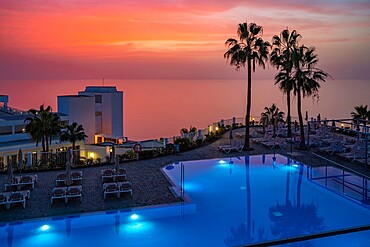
[65,161,72,186]
[7,161,13,184]
[18,149,23,174]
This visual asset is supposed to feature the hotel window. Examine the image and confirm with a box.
[95,95,102,103]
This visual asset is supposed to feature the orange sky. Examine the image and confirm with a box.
[1,0,370,80]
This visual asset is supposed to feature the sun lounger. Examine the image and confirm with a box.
[56,173,66,186]
[116,168,127,182]
[0,193,8,209]
[67,185,82,203]
[4,178,20,192]
[317,142,346,155]
[338,147,368,162]
[51,187,67,204]
[71,171,82,184]
[7,191,27,209]
[261,137,287,149]
[117,182,132,197]
[252,133,273,144]
[218,142,243,154]
[103,182,119,199]
[101,169,116,183]
[20,175,37,189]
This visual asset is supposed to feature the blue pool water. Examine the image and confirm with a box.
[1,154,369,246]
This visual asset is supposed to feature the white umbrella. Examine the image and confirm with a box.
[65,161,72,186]
[229,127,234,145]
[114,155,119,171]
[7,162,13,184]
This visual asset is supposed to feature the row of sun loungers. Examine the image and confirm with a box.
[261,137,287,149]
[51,171,83,205]
[4,175,38,191]
[101,168,132,200]
[101,168,127,183]
[56,171,82,186]
[218,142,243,154]
[51,186,82,204]
[0,190,30,210]
[103,182,132,199]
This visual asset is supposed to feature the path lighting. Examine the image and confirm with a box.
[216,127,219,131]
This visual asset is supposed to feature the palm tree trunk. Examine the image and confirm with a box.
[286,92,292,138]
[297,86,306,149]
[244,56,252,150]
[42,135,46,152]
[45,134,49,152]
[73,141,76,150]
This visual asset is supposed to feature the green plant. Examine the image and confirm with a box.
[174,138,191,151]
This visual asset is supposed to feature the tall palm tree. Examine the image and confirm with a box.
[270,29,301,138]
[224,21,270,150]
[291,46,330,149]
[351,105,370,127]
[60,122,88,150]
[25,104,61,152]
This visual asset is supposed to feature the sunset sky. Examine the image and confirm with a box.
[0,0,369,80]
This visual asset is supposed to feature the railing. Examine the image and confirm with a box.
[307,152,369,204]
[162,116,260,144]
[0,106,27,115]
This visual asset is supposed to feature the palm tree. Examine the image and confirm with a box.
[224,21,270,150]
[270,29,301,138]
[60,122,88,150]
[351,105,370,127]
[291,45,330,149]
[24,104,61,152]
[260,103,285,129]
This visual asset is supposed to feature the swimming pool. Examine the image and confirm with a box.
[1,154,369,246]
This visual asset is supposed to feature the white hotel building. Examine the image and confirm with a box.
[0,86,124,168]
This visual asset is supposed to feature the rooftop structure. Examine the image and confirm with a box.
[77,86,124,144]
[58,86,124,144]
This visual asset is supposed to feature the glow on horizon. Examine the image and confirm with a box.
[0,0,369,80]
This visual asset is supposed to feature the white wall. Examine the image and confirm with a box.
[78,87,124,139]
[58,96,95,144]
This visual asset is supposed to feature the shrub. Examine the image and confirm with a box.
[174,138,191,151]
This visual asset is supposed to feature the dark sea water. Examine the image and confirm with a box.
[1,79,369,140]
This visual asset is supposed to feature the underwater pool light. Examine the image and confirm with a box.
[40,225,50,231]
[130,214,139,220]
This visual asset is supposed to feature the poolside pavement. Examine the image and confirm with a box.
[1,128,369,222]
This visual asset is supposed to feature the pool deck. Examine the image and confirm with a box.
[1,128,369,222]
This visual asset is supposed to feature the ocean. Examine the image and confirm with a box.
[1,79,369,140]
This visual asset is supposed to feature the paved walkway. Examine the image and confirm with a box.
[1,128,369,222]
